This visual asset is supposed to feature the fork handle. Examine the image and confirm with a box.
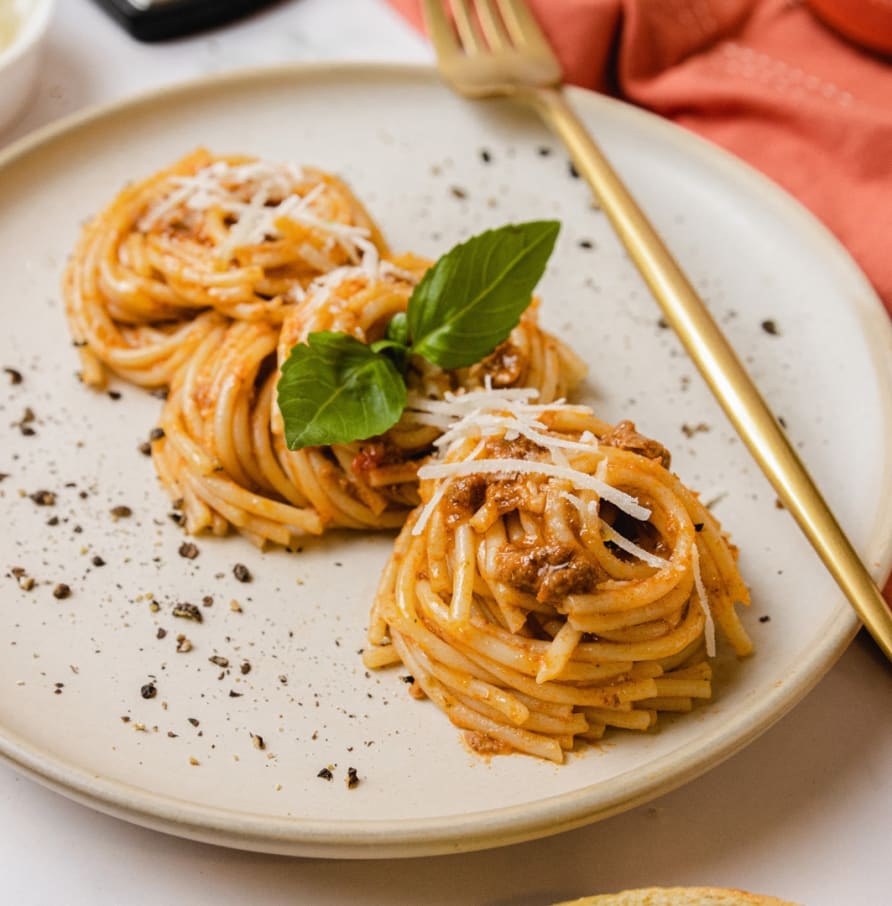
[530,86,892,660]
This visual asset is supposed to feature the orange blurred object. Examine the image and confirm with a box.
[806,0,892,56]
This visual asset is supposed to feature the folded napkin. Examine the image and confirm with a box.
[392,0,892,601]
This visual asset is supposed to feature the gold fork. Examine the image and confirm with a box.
[423,0,892,660]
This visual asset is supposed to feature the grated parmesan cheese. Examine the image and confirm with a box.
[409,397,651,536]
[691,543,716,657]
[417,458,650,521]
[137,158,374,266]
[600,522,669,569]
[560,487,668,577]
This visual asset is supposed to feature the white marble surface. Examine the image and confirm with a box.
[1,2,890,904]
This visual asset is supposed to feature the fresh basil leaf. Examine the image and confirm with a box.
[369,338,407,357]
[386,311,409,346]
[407,220,560,370]
[369,337,409,372]
[277,331,407,449]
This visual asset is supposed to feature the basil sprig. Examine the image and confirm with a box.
[277,220,560,450]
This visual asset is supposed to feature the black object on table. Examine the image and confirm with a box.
[91,0,282,42]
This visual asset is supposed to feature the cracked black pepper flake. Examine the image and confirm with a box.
[156,627,167,640]
[317,767,333,781]
[107,390,121,400]
[120,715,131,723]
[52,583,71,600]
[228,690,242,698]
[150,387,168,400]
[479,148,492,163]
[169,511,184,525]
[694,523,704,532]
[91,555,105,567]
[110,505,132,519]
[761,319,779,336]
[538,145,551,156]
[172,602,202,622]
[568,160,580,178]
[187,717,199,727]
[149,427,165,442]
[4,366,23,384]
[346,767,360,789]
[138,441,152,456]
[449,185,467,199]
[208,655,229,668]
[657,317,669,329]
[46,516,59,526]
[29,490,56,506]
[202,595,213,607]
[400,675,415,684]
[140,683,157,700]
[232,563,252,583]
[578,239,594,250]
[178,542,199,560]
[759,615,771,623]
[240,661,251,675]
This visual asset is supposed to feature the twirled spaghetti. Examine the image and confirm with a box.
[365,393,752,762]
[63,148,387,389]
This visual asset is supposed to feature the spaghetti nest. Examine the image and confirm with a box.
[364,394,753,763]
[153,256,586,541]
[63,148,387,389]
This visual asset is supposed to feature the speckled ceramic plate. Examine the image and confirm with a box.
[1,64,891,859]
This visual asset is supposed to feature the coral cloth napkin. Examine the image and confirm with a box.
[392,0,892,601]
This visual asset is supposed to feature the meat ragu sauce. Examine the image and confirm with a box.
[495,540,599,603]
[441,422,674,605]
[350,340,533,494]
[600,419,672,469]
[466,340,526,388]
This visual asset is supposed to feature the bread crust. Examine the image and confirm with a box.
[551,887,802,906]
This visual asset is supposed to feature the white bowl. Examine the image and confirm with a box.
[0,0,54,134]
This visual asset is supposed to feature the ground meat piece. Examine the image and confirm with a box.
[351,439,407,475]
[600,420,671,469]
[443,476,487,523]
[471,341,527,387]
[464,731,512,757]
[494,541,598,603]
[485,435,541,461]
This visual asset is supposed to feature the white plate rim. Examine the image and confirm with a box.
[1,61,891,858]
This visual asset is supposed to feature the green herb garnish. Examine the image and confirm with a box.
[277,220,560,450]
